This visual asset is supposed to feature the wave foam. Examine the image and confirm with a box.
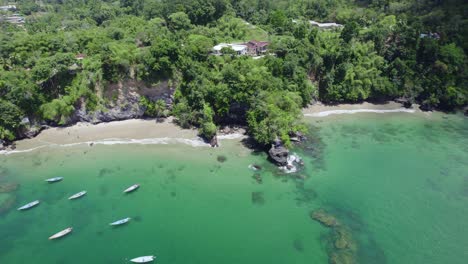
[217,133,246,140]
[305,108,415,117]
[0,137,210,155]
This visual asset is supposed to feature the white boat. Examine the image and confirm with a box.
[110,217,131,226]
[68,191,87,200]
[18,200,40,210]
[45,177,63,183]
[49,227,73,240]
[130,256,155,263]
[123,184,140,193]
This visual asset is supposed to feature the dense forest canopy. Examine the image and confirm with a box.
[0,0,466,144]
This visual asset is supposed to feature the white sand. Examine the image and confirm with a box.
[303,102,419,117]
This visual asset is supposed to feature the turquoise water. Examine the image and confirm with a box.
[0,112,467,263]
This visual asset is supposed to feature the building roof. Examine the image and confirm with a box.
[309,21,342,28]
[213,43,247,52]
[247,40,269,48]
[0,5,16,11]
[75,53,86,60]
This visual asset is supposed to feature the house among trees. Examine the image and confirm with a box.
[0,4,16,11]
[0,13,24,24]
[213,43,248,55]
[309,20,343,29]
[213,41,269,56]
[75,54,86,60]
[245,40,269,56]
[292,19,343,29]
[420,32,440,40]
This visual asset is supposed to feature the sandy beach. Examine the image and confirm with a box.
[6,102,421,153]
[10,117,200,152]
[303,101,419,116]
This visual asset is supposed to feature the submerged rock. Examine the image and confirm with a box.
[0,194,16,215]
[216,155,227,163]
[0,183,19,193]
[252,191,265,205]
[310,209,339,227]
[252,173,262,184]
[330,250,355,264]
[293,238,304,252]
[248,164,262,171]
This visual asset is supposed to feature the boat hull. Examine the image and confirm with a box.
[110,217,131,226]
[69,191,87,200]
[124,184,140,193]
[45,177,63,183]
[130,256,155,263]
[18,200,40,210]
[49,227,73,240]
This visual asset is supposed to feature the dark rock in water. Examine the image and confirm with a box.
[0,139,5,150]
[251,164,262,170]
[252,173,262,184]
[293,238,304,252]
[134,216,142,222]
[419,103,434,112]
[217,155,227,163]
[395,97,412,108]
[210,135,219,148]
[310,209,339,227]
[268,144,289,166]
[252,191,265,205]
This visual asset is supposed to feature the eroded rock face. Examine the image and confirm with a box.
[268,145,289,166]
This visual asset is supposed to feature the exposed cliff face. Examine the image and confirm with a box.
[74,79,174,124]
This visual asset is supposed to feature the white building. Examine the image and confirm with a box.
[213,43,248,55]
[0,5,16,11]
[292,19,343,29]
[309,21,343,29]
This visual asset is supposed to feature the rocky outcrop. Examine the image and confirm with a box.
[310,209,358,264]
[268,144,289,166]
[210,135,219,147]
[395,97,412,108]
[310,209,339,227]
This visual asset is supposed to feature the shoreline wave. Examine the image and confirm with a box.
[0,134,248,155]
[304,108,416,117]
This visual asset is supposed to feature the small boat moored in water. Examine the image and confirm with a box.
[124,184,140,193]
[130,256,155,263]
[110,217,131,226]
[45,177,63,183]
[18,200,40,210]
[49,227,73,240]
[68,191,87,200]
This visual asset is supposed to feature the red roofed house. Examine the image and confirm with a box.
[75,53,86,60]
[244,40,269,56]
